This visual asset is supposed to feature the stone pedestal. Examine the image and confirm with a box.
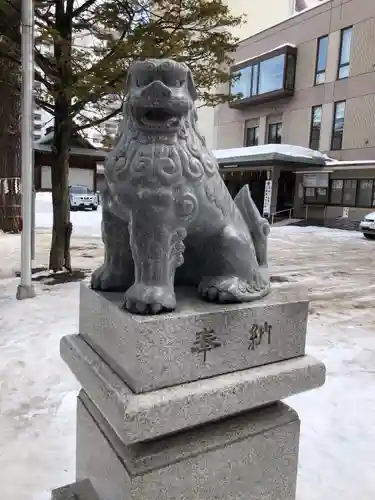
[53,284,325,499]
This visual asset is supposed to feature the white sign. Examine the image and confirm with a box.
[342,207,349,218]
[303,173,329,188]
[263,180,272,216]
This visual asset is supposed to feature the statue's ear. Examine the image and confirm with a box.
[187,70,198,101]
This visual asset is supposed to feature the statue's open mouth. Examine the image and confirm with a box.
[137,108,181,130]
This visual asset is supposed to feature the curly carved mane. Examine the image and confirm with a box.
[108,99,219,182]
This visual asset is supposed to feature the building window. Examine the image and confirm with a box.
[309,105,322,150]
[258,54,285,94]
[231,66,252,100]
[331,101,346,150]
[337,27,352,79]
[245,126,259,147]
[304,187,329,204]
[315,35,328,85]
[342,179,357,206]
[330,179,375,207]
[330,179,344,204]
[357,180,374,207]
[267,123,282,144]
[285,54,297,90]
[230,45,297,107]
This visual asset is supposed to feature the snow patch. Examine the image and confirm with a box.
[213,144,327,164]
[1,188,375,500]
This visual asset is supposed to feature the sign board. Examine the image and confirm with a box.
[263,180,272,216]
[342,207,349,218]
[303,173,329,188]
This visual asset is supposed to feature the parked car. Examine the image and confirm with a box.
[359,211,375,240]
[69,184,99,211]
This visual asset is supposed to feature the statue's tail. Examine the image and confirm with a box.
[234,185,270,267]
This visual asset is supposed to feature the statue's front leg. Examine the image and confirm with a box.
[123,190,186,314]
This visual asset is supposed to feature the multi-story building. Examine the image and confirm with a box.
[214,0,375,228]
[34,31,122,149]
[216,0,375,160]
[33,80,50,141]
[197,0,299,151]
[197,0,327,149]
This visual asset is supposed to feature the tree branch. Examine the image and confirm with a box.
[35,97,55,113]
[34,49,59,81]
[0,44,54,90]
[72,0,97,18]
[73,106,121,132]
[70,71,125,114]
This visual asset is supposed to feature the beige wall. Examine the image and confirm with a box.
[215,0,375,161]
[222,0,293,40]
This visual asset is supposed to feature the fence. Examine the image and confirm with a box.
[0,177,22,233]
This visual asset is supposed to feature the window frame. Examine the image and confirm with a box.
[314,35,329,86]
[331,101,346,151]
[229,45,297,108]
[303,186,329,205]
[356,179,375,208]
[309,105,323,150]
[329,178,375,208]
[342,179,358,207]
[267,122,282,144]
[245,126,259,147]
[329,179,344,205]
[337,26,353,80]
[257,53,286,95]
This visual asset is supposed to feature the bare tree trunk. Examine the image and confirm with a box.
[49,96,72,271]
[0,50,21,233]
[48,0,73,271]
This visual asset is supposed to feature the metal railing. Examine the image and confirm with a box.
[270,208,293,225]
[302,204,327,221]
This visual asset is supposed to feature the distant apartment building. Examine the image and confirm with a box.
[34,32,122,149]
[32,80,50,141]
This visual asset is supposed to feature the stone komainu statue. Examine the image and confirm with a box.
[91,59,270,314]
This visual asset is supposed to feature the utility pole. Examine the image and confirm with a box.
[16,0,36,300]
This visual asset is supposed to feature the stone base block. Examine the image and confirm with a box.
[61,334,325,444]
[52,478,100,499]
[76,391,300,500]
[79,284,308,393]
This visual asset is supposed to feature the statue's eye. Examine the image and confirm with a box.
[136,75,155,87]
[163,78,185,87]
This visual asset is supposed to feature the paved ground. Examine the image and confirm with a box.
[0,196,374,500]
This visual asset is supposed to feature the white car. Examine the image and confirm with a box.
[359,211,375,240]
[69,184,99,211]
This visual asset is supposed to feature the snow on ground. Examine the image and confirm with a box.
[0,194,375,500]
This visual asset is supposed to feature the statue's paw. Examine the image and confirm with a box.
[91,264,130,292]
[123,283,176,315]
[198,275,270,303]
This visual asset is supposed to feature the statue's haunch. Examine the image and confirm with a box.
[91,58,271,314]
